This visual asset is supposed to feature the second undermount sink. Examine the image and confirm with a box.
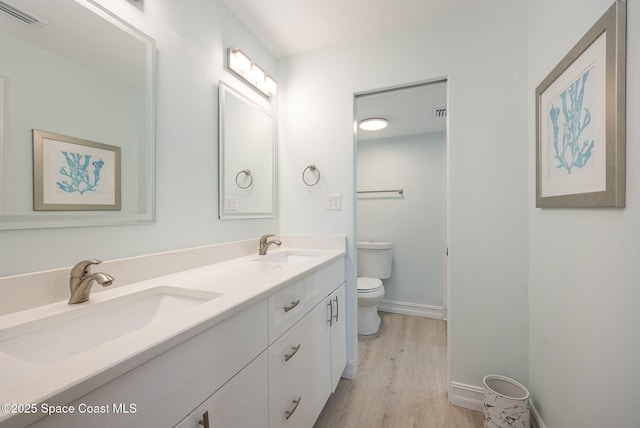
[254,251,320,265]
[0,286,221,366]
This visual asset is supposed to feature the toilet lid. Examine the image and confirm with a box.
[357,277,383,293]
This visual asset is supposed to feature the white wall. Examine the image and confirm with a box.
[528,1,640,426]
[0,0,278,277]
[278,0,529,388]
[357,132,445,309]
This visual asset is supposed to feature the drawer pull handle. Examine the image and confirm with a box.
[284,299,300,313]
[327,300,333,326]
[333,296,339,322]
[198,411,210,428]
[284,344,301,362]
[285,396,302,420]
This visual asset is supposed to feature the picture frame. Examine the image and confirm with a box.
[536,1,626,208]
[0,75,4,142]
[33,130,121,211]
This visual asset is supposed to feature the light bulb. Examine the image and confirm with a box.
[359,118,388,131]
[229,49,251,75]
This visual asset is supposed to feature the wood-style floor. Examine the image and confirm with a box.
[314,312,483,428]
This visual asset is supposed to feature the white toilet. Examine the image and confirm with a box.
[357,241,392,335]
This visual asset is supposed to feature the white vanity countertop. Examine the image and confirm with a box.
[0,247,346,428]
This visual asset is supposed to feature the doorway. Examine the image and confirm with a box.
[314,79,470,428]
[354,80,449,321]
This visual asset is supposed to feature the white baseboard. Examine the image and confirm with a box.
[342,359,356,380]
[531,402,547,428]
[378,300,443,319]
[451,381,547,428]
[450,382,484,412]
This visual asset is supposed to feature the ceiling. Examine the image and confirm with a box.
[356,82,446,141]
[0,0,146,87]
[221,0,478,59]
[3,0,450,140]
[221,0,453,140]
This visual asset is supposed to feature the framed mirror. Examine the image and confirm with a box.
[0,0,155,229]
[219,82,275,219]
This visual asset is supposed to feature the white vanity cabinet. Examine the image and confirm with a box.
[22,255,346,428]
[269,258,347,427]
[28,301,268,428]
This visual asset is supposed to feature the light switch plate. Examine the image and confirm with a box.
[326,193,341,210]
[225,197,238,211]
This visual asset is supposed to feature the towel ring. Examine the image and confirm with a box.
[235,169,253,189]
[302,164,320,186]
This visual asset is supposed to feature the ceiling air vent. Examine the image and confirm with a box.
[433,107,447,119]
[0,0,46,27]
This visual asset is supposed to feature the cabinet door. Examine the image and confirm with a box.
[175,351,268,428]
[329,282,347,392]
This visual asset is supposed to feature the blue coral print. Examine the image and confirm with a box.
[549,69,595,174]
[56,151,104,194]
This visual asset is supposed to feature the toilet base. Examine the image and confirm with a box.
[357,278,385,336]
[358,305,382,335]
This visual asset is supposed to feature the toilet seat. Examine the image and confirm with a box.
[357,277,383,293]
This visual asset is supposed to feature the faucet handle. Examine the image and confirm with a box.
[70,259,103,278]
[260,234,276,243]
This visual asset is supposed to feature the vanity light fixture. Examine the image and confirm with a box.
[359,117,389,131]
[228,47,277,98]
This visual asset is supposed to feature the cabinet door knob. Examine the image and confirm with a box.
[285,396,302,420]
[283,299,300,313]
[284,344,301,362]
[198,411,210,428]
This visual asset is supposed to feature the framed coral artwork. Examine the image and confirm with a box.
[33,130,121,211]
[536,0,626,208]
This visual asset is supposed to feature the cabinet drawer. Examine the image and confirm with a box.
[175,351,268,428]
[269,297,330,396]
[268,280,305,343]
[304,259,346,308]
[268,342,331,428]
[269,302,331,428]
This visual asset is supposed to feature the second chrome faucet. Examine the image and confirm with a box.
[259,234,281,255]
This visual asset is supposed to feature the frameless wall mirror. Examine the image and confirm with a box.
[0,0,155,229]
[219,81,275,219]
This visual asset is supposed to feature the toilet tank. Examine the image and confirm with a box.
[357,241,393,279]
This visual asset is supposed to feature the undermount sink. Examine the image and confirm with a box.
[254,251,320,265]
[0,286,221,365]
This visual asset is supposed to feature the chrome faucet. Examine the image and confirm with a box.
[258,234,282,255]
[68,259,114,304]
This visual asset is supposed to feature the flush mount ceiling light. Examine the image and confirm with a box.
[359,117,389,131]
[228,47,277,98]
